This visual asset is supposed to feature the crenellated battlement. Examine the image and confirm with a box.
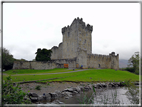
[76,17,93,32]
[87,52,119,58]
[62,25,70,34]
[62,17,93,34]
[87,54,111,59]
[109,52,119,57]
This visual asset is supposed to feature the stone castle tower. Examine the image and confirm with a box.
[51,17,119,69]
[51,17,93,60]
[13,17,119,70]
[62,17,93,59]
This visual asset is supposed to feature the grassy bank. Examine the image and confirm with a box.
[3,69,139,83]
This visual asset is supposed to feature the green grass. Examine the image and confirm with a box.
[3,69,139,83]
[3,68,73,75]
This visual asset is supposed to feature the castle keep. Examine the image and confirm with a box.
[13,18,119,70]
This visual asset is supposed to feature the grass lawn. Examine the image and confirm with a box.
[3,69,139,83]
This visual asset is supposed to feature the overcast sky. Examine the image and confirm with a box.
[3,3,140,61]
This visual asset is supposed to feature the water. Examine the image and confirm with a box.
[59,87,131,104]
[39,86,139,105]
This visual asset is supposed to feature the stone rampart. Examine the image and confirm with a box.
[53,58,77,69]
[87,54,111,69]
[13,58,77,70]
[51,42,63,59]
[87,52,119,69]
[13,61,59,70]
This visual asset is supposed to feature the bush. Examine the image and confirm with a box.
[35,85,41,90]
[121,67,139,75]
[2,76,31,104]
[124,67,135,73]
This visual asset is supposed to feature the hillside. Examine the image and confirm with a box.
[119,59,128,68]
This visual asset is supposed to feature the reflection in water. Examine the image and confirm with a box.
[93,87,131,104]
[59,87,132,104]
[39,86,139,105]
[125,85,139,104]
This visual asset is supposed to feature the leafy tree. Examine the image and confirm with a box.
[2,76,31,104]
[128,52,139,75]
[2,47,15,70]
[35,48,52,61]
[15,58,28,61]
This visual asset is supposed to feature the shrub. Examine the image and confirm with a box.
[2,76,31,104]
[122,79,133,87]
[124,67,135,73]
[35,85,41,90]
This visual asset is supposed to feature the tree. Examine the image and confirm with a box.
[15,58,28,61]
[128,52,139,75]
[2,76,31,104]
[2,47,15,70]
[35,48,52,61]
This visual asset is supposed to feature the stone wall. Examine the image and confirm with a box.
[51,42,63,59]
[13,58,77,70]
[13,61,31,69]
[110,52,119,70]
[13,61,59,70]
[77,18,92,54]
[61,18,78,59]
[87,54,111,69]
[87,52,119,69]
[53,58,77,69]
[76,49,88,68]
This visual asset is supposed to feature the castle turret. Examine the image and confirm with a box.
[61,17,93,59]
[109,52,119,70]
[76,17,93,54]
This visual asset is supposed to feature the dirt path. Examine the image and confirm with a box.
[3,69,89,76]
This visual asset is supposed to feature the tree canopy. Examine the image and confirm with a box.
[128,52,139,75]
[2,47,15,70]
[15,58,28,61]
[35,48,52,61]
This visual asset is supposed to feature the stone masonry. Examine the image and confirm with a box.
[51,17,119,69]
[13,17,119,70]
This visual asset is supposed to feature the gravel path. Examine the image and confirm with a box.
[4,69,89,76]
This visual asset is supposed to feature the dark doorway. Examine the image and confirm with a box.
[98,64,101,68]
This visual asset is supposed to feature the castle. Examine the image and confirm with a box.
[13,18,119,70]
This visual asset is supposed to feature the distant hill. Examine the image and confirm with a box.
[119,59,128,68]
